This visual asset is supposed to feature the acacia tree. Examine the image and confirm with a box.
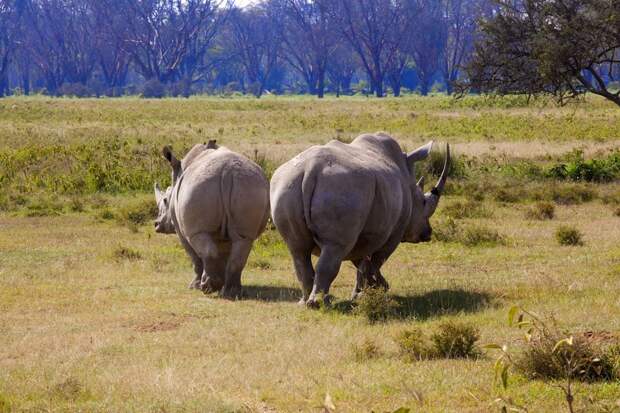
[119,0,225,84]
[465,0,620,106]
[406,0,447,95]
[280,0,336,97]
[441,0,485,94]
[0,1,24,95]
[334,0,406,97]
[227,3,283,97]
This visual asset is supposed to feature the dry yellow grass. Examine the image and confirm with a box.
[1,96,619,412]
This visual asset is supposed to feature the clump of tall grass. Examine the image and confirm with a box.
[555,225,584,246]
[352,338,382,361]
[525,201,555,220]
[434,218,506,247]
[354,288,398,323]
[396,322,481,361]
[251,150,278,181]
[442,199,493,219]
[113,245,143,261]
[116,199,158,230]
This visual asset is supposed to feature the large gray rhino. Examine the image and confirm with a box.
[270,132,449,307]
[154,140,270,298]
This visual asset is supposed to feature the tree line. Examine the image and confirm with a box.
[0,0,491,98]
[0,0,618,104]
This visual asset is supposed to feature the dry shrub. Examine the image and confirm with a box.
[352,339,382,361]
[396,329,432,361]
[430,321,481,359]
[435,218,506,247]
[555,225,584,246]
[517,326,619,382]
[113,245,142,261]
[442,199,493,219]
[396,322,481,361]
[525,201,555,220]
[354,288,398,323]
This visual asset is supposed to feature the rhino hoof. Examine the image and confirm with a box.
[188,279,202,290]
[220,286,242,300]
[305,298,320,309]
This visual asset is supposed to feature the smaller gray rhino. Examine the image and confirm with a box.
[154,140,270,298]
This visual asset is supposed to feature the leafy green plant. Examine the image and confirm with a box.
[486,307,620,413]
[555,226,584,246]
[547,150,620,182]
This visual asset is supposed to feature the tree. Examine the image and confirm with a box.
[406,0,447,95]
[465,0,620,106]
[227,3,283,97]
[0,1,25,95]
[441,0,485,94]
[118,0,225,84]
[281,0,336,97]
[334,0,406,97]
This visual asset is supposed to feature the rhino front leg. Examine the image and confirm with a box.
[307,245,344,308]
[220,239,253,299]
[176,233,203,290]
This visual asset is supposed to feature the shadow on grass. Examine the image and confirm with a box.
[333,288,493,320]
[242,285,300,302]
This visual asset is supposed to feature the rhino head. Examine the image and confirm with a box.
[153,145,182,234]
[154,182,175,234]
[402,142,450,243]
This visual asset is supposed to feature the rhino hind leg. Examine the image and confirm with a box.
[220,239,253,299]
[291,250,315,304]
[307,245,345,308]
[352,256,390,300]
[201,255,227,294]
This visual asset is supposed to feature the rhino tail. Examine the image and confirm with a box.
[301,167,318,236]
[220,166,238,241]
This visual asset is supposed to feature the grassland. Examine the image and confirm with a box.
[0,95,619,412]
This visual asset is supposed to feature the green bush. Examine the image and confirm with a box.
[430,321,481,359]
[525,201,555,220]
[117,199,158,226]
[547,150,620,182]
[354,288,398,323]
[555,225,584,246]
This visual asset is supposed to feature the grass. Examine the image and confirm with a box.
[0,96,619,412]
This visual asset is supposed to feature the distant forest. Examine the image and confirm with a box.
[0,0,618,100]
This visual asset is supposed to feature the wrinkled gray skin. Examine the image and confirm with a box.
[154,141,270,298]
[270,132,450,307]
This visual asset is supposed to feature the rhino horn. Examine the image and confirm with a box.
[417,176,425,191]
[424,144,450,217]
[154,182,163,202]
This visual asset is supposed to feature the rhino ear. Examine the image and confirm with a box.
[162,145,181,176]
[154,182,163,203]
[406,141,433,170]
[206,139,218,149]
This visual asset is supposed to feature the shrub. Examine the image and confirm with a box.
[555,225,584,246]
[113,245,142,261]
[354,288,398,323]
[493,188,521,203]
[547,149,620,182]
[352,339,382,361]
[442,200,492,219]
[69,197,85,213]
[395,329,433,361]
[615,206,620,217]
[430,321,480,359]
[461,224,505,247]
[433,218,505,246]
[525,201,555,220]
[142,79,166,98]
[549,184,596,205]
[117,199,158,227]
[98,208,115,220]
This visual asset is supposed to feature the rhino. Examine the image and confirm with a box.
[270,132,450,307]
[154,140,270,298]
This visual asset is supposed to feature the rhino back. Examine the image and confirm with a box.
[174,148,269,242]
[272,140,409,257]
